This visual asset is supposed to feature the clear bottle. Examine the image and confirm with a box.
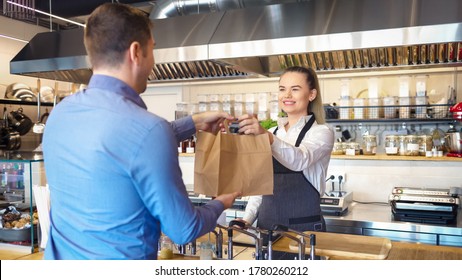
[16,164,24,189]
[385,135,399,155]
[186,136,195,154]
[200,241,215,260]
[398,135,407,156]
[362,135,377,155]
[1,164,7,188]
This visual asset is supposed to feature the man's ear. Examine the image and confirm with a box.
[128,41,142,65]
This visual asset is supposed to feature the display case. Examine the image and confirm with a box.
[0,151,45,253]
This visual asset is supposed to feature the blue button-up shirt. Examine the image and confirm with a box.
[42,75,223,259]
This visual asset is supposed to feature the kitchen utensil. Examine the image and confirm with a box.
[9,107,33,135]
[338,175,343,197]
[445,132,462,154]
[40,108,49,124]
[1,107,21,150]
[39,86,54,102]
[32,79,45,134]
[341,129,352,141]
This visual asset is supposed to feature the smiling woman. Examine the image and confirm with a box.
[234,66,335,234]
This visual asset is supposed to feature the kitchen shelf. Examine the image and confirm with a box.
[331,154,462,162]
[325,103,458,125]
[0,99,54,107]
[326,118,458,125]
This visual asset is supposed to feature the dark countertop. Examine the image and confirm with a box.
[189,194,462,238]
[0,151,43,162]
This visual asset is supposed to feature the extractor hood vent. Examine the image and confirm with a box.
[258,42,462,76]
[149,61,249,81]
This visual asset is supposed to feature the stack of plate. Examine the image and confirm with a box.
[4,83,37,102]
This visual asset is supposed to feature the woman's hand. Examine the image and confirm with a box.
[236,114,267,135]
[236,114,274,144]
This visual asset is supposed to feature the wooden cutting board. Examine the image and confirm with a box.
[278,231,392,260]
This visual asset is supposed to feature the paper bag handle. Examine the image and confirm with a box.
[223,119,230,131]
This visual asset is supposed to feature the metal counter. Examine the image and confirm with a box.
[324,202,462,246]
[188,194,462,246]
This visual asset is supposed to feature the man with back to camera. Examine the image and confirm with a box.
[42,3,240,259]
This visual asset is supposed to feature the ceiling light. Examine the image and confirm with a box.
[0,34,28,43]
[7,0,86,27]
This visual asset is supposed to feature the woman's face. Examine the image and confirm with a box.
[278,72,316,118]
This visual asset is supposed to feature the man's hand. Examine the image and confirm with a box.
[192,111,234,133]
[214,191,241,209]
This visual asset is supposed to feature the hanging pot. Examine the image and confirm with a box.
[1,108,21,150]
[445,132,462,154]
[9,108,33,136]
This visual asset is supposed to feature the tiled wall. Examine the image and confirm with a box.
[327,158,462,203]
[181,155,462,202]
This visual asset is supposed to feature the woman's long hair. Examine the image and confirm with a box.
[280,66,326,124]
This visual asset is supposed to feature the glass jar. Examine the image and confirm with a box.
[404,135,420,156]
[418,135,433,156]
[345,142,360,155]
[200,241,215,260]
[158,235,174,259]
[385,135,399,155]
[198,101,209,112]
[362,135,377,155]
[332,142,344,155]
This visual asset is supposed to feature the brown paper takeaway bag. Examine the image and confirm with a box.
[194,131,274,196]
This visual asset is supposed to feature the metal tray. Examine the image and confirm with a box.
[0,225,37,242]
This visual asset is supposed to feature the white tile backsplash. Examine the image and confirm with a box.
[328,158,462,203]
[181,155,462,203]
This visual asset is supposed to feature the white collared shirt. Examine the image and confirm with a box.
[242,115,334,224]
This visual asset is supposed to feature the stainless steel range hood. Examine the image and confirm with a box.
[10,0,462,84]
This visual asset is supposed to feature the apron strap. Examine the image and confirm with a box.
[273,113,315,147]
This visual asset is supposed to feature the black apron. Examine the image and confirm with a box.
[257,113,325,232]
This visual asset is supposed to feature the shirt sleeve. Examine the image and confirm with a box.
[170,116,196,142]
[131,119,222,245]
[242,195,262,225]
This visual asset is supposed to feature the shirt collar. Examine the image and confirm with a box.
[277,115,314,130]
[87,74,147,109]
